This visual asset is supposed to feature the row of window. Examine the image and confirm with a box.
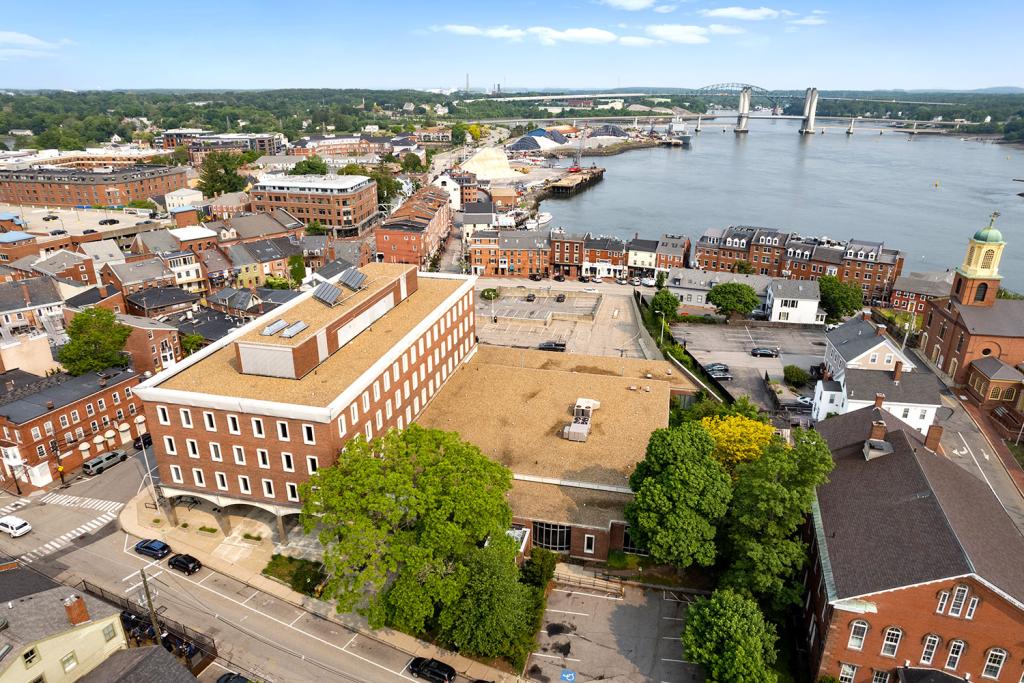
[168,465,299,502]
[839,637,1005,680]
[157,406,318,445]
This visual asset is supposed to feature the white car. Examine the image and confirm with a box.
[796,396,814,407]
[0,515,32,538]
[640,277,656,287]
[631,277,641,286]
[591,276,603,284]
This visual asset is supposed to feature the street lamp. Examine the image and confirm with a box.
[658,311,666,346]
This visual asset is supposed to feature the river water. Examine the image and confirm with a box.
[541,118,1024,291]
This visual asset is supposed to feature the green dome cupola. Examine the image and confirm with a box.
[972,211,1004,244]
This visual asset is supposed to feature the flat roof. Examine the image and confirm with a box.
[158,273,464,407]
[253,174,371,191]
[239,262,410,347]
[0,203,169,238]
[418,350,670,488]
[509,480,633,528]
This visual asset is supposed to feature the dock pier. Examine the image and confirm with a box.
[549,167,605,197]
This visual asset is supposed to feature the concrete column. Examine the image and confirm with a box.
[276,515,289,543]
[734,87,751,134]
[162,499,179,526]
[216,510,232,535]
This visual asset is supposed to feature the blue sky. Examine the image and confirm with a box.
[2,0,1021,91]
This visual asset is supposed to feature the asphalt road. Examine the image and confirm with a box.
[0,452,470,683]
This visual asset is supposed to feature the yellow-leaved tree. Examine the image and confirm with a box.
[700,415,777,470]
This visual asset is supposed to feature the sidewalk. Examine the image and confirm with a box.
[119,491,523,683]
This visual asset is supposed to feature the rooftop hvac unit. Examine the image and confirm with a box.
[573,398,601,418]
[562,415,591,442]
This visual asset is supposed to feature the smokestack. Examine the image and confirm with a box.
[893,360,903,384]
[63,595,91,626]
[874,393,885,409]
[925,424,943,452]
[870,419,887,442]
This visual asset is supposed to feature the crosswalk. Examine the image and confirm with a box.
[40,492,125,514]
[0,497,30,516]
[19,511,119,563]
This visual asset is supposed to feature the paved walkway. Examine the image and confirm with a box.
[119,492,523,683]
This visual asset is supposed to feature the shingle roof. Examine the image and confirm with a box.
[136,229,180,254]
[79,239,126,267]
[205,209,300,240]
[77,645,199,683]
[655,234,688,257]
[463,201,494,214]
[107,258,170,285]
[627,238,660,253]
[584,236,625,252]
[66,285,119,309]
[843,368,945,406]
[0,276,63,313]
[969,355,1024,382]
[666,267,773,295]
[770,279,820,300]
[31,249,87,276]
[125,286,199,310]
[175,307,241,342]
[316,258,356,280]
[225,244,257,267]
[950,298,1024,337]
[814,406,1024,605]
[826,317,890,362]
[896,667,967,683]
[893,270,954,298]
[0,367,137,424]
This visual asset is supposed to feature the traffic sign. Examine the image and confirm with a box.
[561,669,576,682]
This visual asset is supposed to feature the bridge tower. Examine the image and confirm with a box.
[799,87,819,135]
[734,87,752,134]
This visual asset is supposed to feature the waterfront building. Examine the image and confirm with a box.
[582,236,626,279]
[626,237,658,278]
[654,234,691,273]
[468,230,550,277]
[550,229,587,278]
[763,279,825,325]
[0,166,188,208]
[376,187,453,267]
[251,174,379,238]
[804,405,1024,683]
[889,270,954,315]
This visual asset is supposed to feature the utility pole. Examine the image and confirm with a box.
[140,568,162,648]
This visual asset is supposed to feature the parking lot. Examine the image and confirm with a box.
[672,323,826,410]
[528,583,703,683]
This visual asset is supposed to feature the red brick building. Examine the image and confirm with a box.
[0,166,188,208]
[468,230,550,277]
[251,175,379,238]
[582,236,627,279]
[550,230,586,277]
[807,405,1024,683]
[10,249,97,286]
[889,271,954,315]
[376,187,453,267]
[654,234,691,272]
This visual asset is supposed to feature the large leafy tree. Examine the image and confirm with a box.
[58,308,131,376]
[197,151,247,197]
[819,275,863,322]
[625,424,732,568]
[288,254,306,284]
[288,154,329,175]
[721,429,834,610]
[682,589,778,683]
[707,282,760,317]
[651,288,680,321]
[699,415,777,471]
[300,426,512,632]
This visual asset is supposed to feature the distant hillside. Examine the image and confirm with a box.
[970,87,1024,94]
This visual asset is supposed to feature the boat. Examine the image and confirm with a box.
[535,212,553,227]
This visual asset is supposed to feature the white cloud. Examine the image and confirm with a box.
[433,24,526,39]
[812,9,827,14]
[600,0,656,9]
[708,23,745,34]
[644,24,710,43]
[698,6,780,20]
[789,16,827,25]
[0,31,68,60]
[619,35,661,46]
[653,4,677,12]
[527,26,619,45]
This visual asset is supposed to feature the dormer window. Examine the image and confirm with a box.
[857,251,865,259]
[868,252,876,260]
[846,250,854,257]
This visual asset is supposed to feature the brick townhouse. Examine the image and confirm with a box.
[376,187,453,267]
[550,230,587,277]
[0,231,75,264]
[804,405,1024,683]
[582,236,627,279]
[0,277,65,335]
[10,249,97,286]
[655,234,692,272]
[134,263,476,538]
[469,230,550,277]
[0,165,188,208]
[251,175,379,238]
[889,270,954,315]
[100,258,175,296]
[0,368,142,490]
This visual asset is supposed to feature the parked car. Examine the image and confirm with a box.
[49,229,68,236]
[631,277,641,286]
[591,276,603,284]
[525,293,536,302]
[529,273,543,281]
[42,214,58,222]
[708,371,733,381]
[82,228,98,234]
[705,363,729,373]
[553,274,565,282]
[577,275,589,283]
[615,277,628,285]
[134,539,171,560]
[640,277,656,287]
[82,449,129,475]
[133,433,153,450]
[216,674,249,683]
[825,322,841,331]
[538,340,567,352]
[408,657,456,683]
[750,347,780,358]
[0,515,32,538]
[751,309,769,320]
[168,553,202,575]
[795,395,814,407]
[98,218,119,225]
[555,293,566,303]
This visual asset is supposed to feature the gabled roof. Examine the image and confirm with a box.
[126,286,199,310]
[814,406,1024,606]
[769,279,820,300]
[584,235,625,252]
[77,645,199,683]
[201,248,231,273]
[666,267,773,295]
[948,298,1024,338]
[843,368,945,406]
[896,667,967,683]
[893,270,954,297]
[30,249,87,276]
[107,258,170,285]
[826,317,897,363]
[0,276,63,313]
[316,257,356,281]
[0,367,137,424]
[65,283,120,309]
[79,239,126,267]
[225,244,257,267]
[627,238,659,253]
[205,209,301,240]
[655,234,688,257]
[207,287,258,313]
[135,229,180,254]
[175,307,242,343]
[463,201,495,215]
[254,287,301,305]
[970,355,1024,382]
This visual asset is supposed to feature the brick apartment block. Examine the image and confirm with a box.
[0,166,188,208]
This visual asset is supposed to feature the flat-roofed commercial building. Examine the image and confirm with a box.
[0,146,174,170]
[0,165,188,208]
[251,174,378,238]
[135,263,476,536]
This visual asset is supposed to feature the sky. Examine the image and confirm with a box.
[2,0,1022,92]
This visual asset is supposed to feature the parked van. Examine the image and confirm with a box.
[82,449,128,475]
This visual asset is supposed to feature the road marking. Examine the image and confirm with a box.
[242,591,259,605]
[289,614,304,626]
[0,497,30,515]
[661,616,685,621]
[125,570,163,594]
[41,492,124,513]
[122,557,162,582]
[958,432,998,497]
[18,512,117,563]
[343,634,358,649]
[662,658,689,663]
[196,573,212,585]
[552,588,623,601]
[546,608,589,617]
[531,652,582,662]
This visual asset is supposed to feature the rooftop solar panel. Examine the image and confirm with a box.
[261,319,288,336]
[312,281,341,306]
[338,267,367,291]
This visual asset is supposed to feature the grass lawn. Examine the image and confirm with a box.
[262,554,324,596]
[1007,440,1024,468]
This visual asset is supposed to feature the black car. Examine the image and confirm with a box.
[708,371,733,381]
[538,340,567,352]
[49,229,67,236]
[751,347,780,358]
[555,293,566,303]
[525,293,536,302]
[134,539,171,560]
[98,218,119,225]
[168,553,202,575]
[216,674,249,683]
[133,433,153,450]
[42,214,59,222]
[553,274,565,282]
[529,273,543,281]
[83,228,98,234]
[577,275,589,283]
[705,363,729,373]
[408,657,456,683]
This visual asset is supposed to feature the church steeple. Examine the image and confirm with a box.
[952,212,1004,307]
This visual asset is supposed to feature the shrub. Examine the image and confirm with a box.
[480,288,499,301]
[783,365,811,388]
[243,532,262,541]
[521,547,558,588]
[676,314,720,325]
[199,525,218,534]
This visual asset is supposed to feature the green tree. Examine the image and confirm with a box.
[682,589,778,683]
[707,283,760,317]
[819,275,863,322]
[651,288,680,320]
[263,275,292,290]
[655,271,667,289]
[783,364,811,388]
[180,333,205,355]
[732,260,755,274]
[339,163,401,205]
[197,151,247,197]
[451,123,468,145]
[288,154,329,175]
[300,426,512,630]
[288,254,306,283]
[58,308,131,376]
[305,219,326,236]
[400,152,424,173]
[170,145,189,166]
[721,430,834,610]
[126,199,157,210]
[625,424,732,568]
[672,395,766,426]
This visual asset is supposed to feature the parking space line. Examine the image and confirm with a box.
[242,591,259,605]
[552,588,622,601]
[289,613,304,626]
[343,634,358,649]
[661,616,685,621]
[532,653,582,663]
[546,608,590,617]
[661,658,687,663]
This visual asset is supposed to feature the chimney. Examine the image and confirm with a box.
[925,424,943,452]
[869,419,887,442]
[861,311,870,321]
[63,595,90,626]
[4,380,14,393]
[46,400,54,410]
[97,283,108,298]
[893,360,903,384]
[876,323,886,337]
[874,392,885,409]
[19,282,31,307]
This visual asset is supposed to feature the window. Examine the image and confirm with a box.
[921,634,939,664]
[203,412,216,431]
[302,424,315,444]
[238,475,251,494]
[533,522,571,551]
[286,482,299,502]
[983,648,1007,679]
[965,596,979,619]
[186,439,199,458]
[277,421,289,441]
[97,398,106,411]
[215,472,228,491]
[282,452,294,472]
[227,415,240,434]
[839,663,858,683]
[163,436,177,455]
[936,591,950,613]
[103,623,117,641]
[180,409,192,428]
[307,456,319,474]
[170,465,183,483]
[583,534,595,554]
[60,414,69,428]
[71,409,80,423]
[257,449,269,468]
[948,585,969,617]
[880,627,902,657]
[60,652,78,673]
[884,354,893,365]
[945,640,965,670]
[252,418,264,437]
[192,469,205,487]
[262,479,274,498]
[23,647,40,666]
[848,620,868,650]
[872,673,889,683]
[869,353,879,364]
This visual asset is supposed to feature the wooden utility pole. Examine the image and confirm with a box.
[140,568,162,647]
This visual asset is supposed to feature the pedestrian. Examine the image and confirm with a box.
[57,465,65,486]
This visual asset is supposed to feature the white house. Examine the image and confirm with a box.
[812,362,943,434]
[822,314,915,382]
[164,187,204,211]
[665,268,773,309]
[461,200,496,242]
[764,279,826,325]
[626,238,658,276]
[432,173,462,211]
